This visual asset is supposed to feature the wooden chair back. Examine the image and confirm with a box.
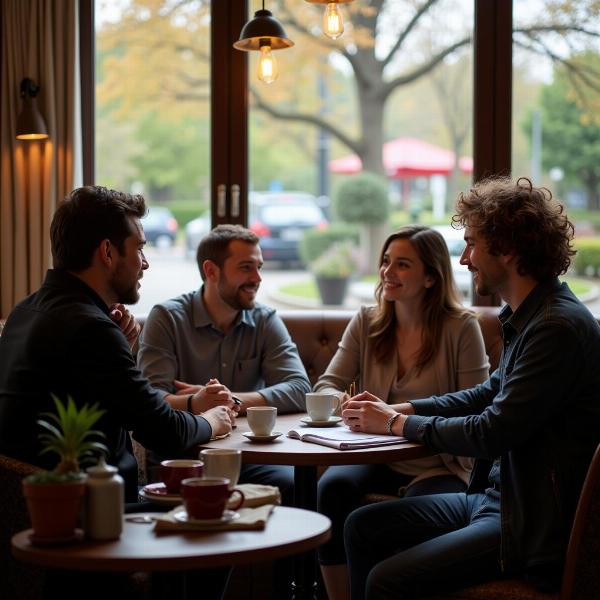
[0,453,45,600]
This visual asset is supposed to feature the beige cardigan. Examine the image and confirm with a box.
[313,305,490,485]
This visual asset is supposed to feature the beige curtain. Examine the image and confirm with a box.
[0,0,79,318]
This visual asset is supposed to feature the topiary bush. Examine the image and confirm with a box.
[299,223,360,265]
[333,172,390,224]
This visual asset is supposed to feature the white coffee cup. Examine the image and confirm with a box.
[200,448,242,489]
[246,406,277,436]
[306,393,340,422]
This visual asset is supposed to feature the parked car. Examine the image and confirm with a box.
[185,192,328,265]
[142,206,178,248]
[184,214,211,257]
[432,225,472,301]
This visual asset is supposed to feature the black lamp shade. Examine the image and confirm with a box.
[233,9,294,51]
[16,78,48,140]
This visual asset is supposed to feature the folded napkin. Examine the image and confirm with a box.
[230,483,281,508]
[153,504,276,533]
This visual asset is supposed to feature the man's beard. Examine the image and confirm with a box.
[218,279,257,311]
[110,267,140,305]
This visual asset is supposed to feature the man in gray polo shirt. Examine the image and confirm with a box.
[137,224,310,501]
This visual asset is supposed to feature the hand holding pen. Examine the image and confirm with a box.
[341,381,358,409]
[176,378,237,413]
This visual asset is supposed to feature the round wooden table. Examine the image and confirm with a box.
[200,413,432,598]
[11,506,330,572]
[202,413,431,468]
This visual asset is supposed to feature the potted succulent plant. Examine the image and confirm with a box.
[22,395,107,543]
[311,241,359,305]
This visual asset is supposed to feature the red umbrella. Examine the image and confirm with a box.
[329,137,472,177]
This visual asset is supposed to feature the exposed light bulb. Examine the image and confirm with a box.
[323,2,344,40]
[257,43,278,84]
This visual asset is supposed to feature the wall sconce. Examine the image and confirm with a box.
[16,78,48,140]
[305,0,353,40]
[233,1,294,84]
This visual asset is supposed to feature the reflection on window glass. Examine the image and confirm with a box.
[95,0,211,315]
[512,0,600,311]
[249,0,474,308]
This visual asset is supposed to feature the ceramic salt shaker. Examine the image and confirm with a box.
[85,456,124,540]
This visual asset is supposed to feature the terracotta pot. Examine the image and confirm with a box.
[22,478,86,541]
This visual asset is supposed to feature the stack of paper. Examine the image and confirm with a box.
[287,426,407,450]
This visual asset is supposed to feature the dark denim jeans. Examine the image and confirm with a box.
[317,463,467,564]
[239,463,295,600]
[344,491,502,600]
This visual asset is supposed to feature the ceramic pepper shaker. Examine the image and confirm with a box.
[84,456,124,540]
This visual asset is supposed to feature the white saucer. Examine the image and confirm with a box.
[173,509,240,525]
[300,416,342,427]
[242,431,283,443]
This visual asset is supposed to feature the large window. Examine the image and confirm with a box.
[512,0,600,313]
[94,0,479,312]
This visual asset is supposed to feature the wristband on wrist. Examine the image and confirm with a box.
[386,412,401,435]
[187,394,194,414]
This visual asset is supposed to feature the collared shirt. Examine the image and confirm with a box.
[405,278,600,570]
[0,270,212,502]
[137,288,310,413]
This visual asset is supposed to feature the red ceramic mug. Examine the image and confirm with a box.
[181,477,245,520]
[160,459,204,494]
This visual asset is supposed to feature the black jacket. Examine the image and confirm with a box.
[0,269,212,502]
[405,279,600,572]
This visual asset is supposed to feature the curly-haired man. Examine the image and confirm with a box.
[343,177,600,600]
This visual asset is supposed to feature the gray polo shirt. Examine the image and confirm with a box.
[137,288,309,413]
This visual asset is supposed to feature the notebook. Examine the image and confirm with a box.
[287,426,407,450]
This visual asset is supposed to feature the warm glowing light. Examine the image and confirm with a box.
[16,133,48,140]
[323,3,344,40]
[258,44,278,84]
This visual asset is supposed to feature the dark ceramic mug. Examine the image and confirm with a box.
[181,476,245,519]
[160,459,204,494]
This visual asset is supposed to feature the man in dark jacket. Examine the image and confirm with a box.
[0,186,235,502]
[342,177,600,600]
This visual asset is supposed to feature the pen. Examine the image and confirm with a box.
[232,395,242,406]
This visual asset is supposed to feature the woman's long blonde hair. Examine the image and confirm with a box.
[369,225,468,371]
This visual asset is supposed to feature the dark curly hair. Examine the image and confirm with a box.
[452,177,575,281]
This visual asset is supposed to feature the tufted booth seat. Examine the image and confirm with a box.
[278,307,503,381]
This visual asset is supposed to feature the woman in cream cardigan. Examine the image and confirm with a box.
[315,225,489,600]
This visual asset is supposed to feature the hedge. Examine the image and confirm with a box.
[299,223,360,264]
[574,238,600,276]
[149,200,207,229]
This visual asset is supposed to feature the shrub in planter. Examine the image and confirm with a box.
[22,395,107,543]
[310,242,359,305]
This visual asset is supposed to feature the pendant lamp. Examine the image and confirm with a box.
[233,1,294,84]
